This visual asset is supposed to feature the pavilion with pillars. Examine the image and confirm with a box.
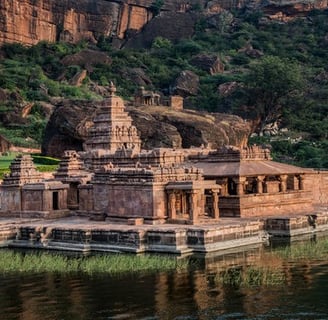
[189,145,315,218]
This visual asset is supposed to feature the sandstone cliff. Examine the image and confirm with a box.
[42,100,250,157]
[1,0,328,47]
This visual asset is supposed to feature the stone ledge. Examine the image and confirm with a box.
[128,218,144,225]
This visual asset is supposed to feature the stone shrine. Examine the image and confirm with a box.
[0,155,69,217]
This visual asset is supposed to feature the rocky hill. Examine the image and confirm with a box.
[42,100,250,157]
[1,0,328,47]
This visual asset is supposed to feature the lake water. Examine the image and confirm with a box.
[1,244,328,320]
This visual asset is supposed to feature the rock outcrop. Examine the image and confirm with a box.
[190,54,224,75]
[1,0,327,47]
[42,100,250,157]
[173,70,199,97]
[0,0,155,46]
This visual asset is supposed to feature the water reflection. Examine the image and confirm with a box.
[1,239,328,319]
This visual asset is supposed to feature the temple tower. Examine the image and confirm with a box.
[1,154,43,186]
[84,83,141,153]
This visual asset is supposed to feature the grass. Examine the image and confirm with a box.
[273,238,328,260]
[215,266,285,287]
[0,250,190,275]
[215,237,328,287]
[0,153,59,179]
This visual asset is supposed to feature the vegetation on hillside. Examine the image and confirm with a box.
[1,9,328,167]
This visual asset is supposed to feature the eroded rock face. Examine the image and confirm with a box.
[42,100,250,157]
[123,12,198,49]
[190,54,224,75]
[61,49,112,70]
[0,0,154,45]
[173,70,199,97]
[1,0,328,47]
[0,0,207,47]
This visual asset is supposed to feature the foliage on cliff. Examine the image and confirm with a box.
[0,8,328,167]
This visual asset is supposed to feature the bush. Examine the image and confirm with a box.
[31,155,60,165]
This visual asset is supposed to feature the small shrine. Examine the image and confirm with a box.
[0,154,69,217]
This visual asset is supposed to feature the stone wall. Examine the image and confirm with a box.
[308,171,328,206]
[0,187,21,212]
[92,182,167,221]
[21,190,44,211]
[219,191,314,217]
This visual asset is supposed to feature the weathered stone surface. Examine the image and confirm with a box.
[173,70,199,97]
[0,88,6,102]
[238,43,264,58]
[261,0,328,22]
[124,12,197,49]
[218,81,239,97]
[1,0,328,47]
[0,0,153,45]
[120,68,153,87]
[42,99,250,157]
[61,49,112,70]
[69,70,88,86]
[190,54,224,75]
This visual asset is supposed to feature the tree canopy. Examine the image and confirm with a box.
[243,56,305,133]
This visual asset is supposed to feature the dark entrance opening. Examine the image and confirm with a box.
[228,178,237,195]
[52,191,59,210]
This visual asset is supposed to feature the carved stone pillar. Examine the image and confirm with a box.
[298,174,305,190]
[221,178,229,196]
[256,175,266,194]
[188,190,199,223]
[279,174,288,192]
[234,177,246,195]
[168,191,176,219]
[212,190,219,220]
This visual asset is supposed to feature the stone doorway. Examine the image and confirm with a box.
[52,191,59,210]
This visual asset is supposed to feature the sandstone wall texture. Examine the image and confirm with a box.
[308,171,328,206]
[2,0,328,47]
[0,0,155,45]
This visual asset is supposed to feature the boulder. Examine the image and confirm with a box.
[41,99,251,157]
[190,54,224,75]
[238,43,264,58]
[173,70,199,97]
[0,88,7,102]
[120,68,153,87]
[61,49,112,72]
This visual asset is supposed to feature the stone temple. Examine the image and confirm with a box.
[1,84,328,226]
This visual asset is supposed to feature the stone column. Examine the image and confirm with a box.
[221,178,229,196]
[298,174,305,190]
[168,191,176,219]
[279,174,288,192]
[256,175,265,194]
[188,190,199,223]
[234,177,246,195]
[212,190,219,220]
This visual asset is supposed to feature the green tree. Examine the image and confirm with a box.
[243,56,304,134]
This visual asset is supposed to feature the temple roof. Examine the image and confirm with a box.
[190,159,314,177]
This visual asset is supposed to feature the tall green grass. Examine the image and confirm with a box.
[0,250,190,275]
[215,266,285,287]
[215,237,328,287]
[273,238,328,260]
